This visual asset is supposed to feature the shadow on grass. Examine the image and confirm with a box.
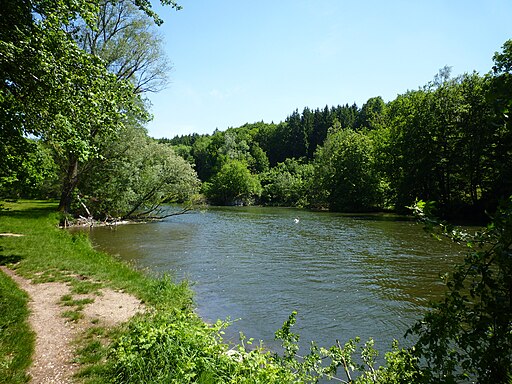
[0,200,58,220]
[0,254,24,266]
[0,246,24,266]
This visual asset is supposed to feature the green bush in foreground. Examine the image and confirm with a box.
[92,311,296,383]
[84,309,420,384]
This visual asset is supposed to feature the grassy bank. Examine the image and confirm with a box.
[0,200,194,382]
[0,268,33,383]
[1,200,421,383]
[0,201,308,383]
[0,200,192,309]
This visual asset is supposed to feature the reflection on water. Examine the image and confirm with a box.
[81,206,464,351]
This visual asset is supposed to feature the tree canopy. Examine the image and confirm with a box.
[165,39,512,220]
[0,0,199,219]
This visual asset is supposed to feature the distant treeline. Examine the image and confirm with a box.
[160,51,512,220]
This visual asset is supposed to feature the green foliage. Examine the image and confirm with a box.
[488,40,512,210]
[83,308,421,384]
[191,135,217,181]
[71,0,170,93]
[0,0,145,213]
[271,311,422,383]
[260,159,313,207]
[204,160,262,206]
[314,123,383,211]
[355,96,386,130]
[0,0,181,216]
[0,138,59,199]
[89,311,297,383]
[77,124,200,219]
[379,69,501,217]
[408,198,512,383]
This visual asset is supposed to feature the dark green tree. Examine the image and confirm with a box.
[409,199,512,383]
[285,109,309,159]
[487,39,512,210]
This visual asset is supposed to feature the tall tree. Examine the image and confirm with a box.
[0,0,178,214]
[314,121,382,211]
[285,109,308,159]
[488,39,512,208]
[409,199,512,383]
[70,0,170,93]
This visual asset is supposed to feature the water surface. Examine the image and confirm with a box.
[84,206,464,351]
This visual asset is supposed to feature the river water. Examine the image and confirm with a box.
[83,206,464,352]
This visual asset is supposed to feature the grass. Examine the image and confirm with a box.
[0,269,34,384]
[0,200,194,382]
[2,200,391,383]
[0,200,193,310]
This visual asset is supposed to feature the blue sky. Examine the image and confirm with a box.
[146,0,512,138]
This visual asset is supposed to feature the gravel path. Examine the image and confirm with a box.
[1,267,144,383]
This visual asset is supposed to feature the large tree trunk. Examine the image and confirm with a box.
[58,156,79,215]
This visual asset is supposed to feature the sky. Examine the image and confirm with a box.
[146,0,512,139]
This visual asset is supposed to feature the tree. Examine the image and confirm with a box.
[191,135,217,182]
[408,199,512,383]
[204,160,262,206]
[76,122,200,219]
[487,39,512,210]
[0,0,178,215]
[0,138,58,199]
[255,122,289,166]
[260,159,313,207]
[379,67,499,218]
[355,96,386,130]
[285,109,309,159]
[307,105,332,158]
[314,121,382,211]
[70,0,170,93]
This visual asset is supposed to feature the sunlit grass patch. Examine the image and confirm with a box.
[0,269,34,384]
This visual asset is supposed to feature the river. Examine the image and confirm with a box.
[82,206,464,353]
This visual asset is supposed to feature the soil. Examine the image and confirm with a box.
[0,266,145,383]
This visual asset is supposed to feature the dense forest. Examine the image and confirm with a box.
[161,56,512,221]
[1,0,511,221]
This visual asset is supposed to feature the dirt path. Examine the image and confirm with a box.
[1,267,144,383]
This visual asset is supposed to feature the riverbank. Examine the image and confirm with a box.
[1,200,427,383]
[0,201,324,382]
[0,200,194,383]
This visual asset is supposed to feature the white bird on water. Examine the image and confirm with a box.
[294,218,300,223]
